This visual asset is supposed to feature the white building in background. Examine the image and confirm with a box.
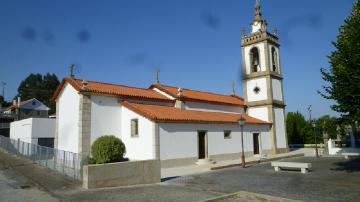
[10,118,56,148]
[53,1,288,167]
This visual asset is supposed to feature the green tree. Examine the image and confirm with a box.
[286,111,307,144]
[319,1,360,124]
[286,111,323,144]
[315,115,339,140]
[16,73,59,114]
[0,95,12,108]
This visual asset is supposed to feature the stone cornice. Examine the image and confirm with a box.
[241,31,279,47]
[246,100,286,108]
[242,71,283,80]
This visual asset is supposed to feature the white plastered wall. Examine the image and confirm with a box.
[159,123,271,160]
[271,79,283,101]
[120,106,154,160]
[57,83,80,153]
[91,95,122,144]
[185,101,245,114]
[274,108,286,148]
[248,107,269,122]
[246,78,267,102]
[10,118,33,143]
[244,43,266,74]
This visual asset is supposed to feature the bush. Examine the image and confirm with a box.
[91,135,126,164]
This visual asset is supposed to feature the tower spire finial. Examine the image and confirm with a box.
[254,0,262,22]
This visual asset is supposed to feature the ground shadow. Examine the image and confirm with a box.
[161,176,180,182]
[331,157,360,173]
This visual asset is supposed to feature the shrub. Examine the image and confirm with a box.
[91,135,126,164]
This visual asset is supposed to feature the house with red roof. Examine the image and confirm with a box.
[52,2,288,167]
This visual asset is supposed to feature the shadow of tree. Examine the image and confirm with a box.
[331,157,360,173]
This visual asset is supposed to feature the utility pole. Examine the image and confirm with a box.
[307,105,312,122]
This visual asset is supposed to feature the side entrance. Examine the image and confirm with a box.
[198,131,208,159]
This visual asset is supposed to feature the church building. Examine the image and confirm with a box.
[53,1,288,167]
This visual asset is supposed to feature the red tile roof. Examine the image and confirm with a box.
[121,101,270,125]
[0,98,36,112]
[52,77,174,102]
[149,83,245,106]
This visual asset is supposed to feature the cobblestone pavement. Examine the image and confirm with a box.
[165,156,360,201]
[1,150,360,202]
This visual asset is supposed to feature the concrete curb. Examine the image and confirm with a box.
[202,191,302,202]
[211,153,305,170]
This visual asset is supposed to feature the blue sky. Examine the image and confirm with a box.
[0,0,356,118]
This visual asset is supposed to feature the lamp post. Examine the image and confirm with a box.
[239,116,246,168]
[312,121,319,157]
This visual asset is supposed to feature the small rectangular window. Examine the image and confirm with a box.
[224,130,231,139]
[131,119,139,137]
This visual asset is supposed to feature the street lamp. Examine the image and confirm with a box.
[239,116,246,168]
[312,121,319,157]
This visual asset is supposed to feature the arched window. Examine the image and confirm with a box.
[250,47,260,72]
[271,47,278,72]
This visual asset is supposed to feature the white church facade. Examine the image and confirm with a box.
[53,1,288,167]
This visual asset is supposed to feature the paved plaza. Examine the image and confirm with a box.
[1,150,360,201]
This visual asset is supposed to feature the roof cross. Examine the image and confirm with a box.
[69,64,75,78]
[156,66,160,84]
[231,81,236,96]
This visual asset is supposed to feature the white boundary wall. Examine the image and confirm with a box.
[10,118,55,144]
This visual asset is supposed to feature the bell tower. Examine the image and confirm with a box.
[241,0,288,154]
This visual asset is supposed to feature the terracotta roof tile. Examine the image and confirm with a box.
[52,77,173,102]
[0,98,36,112]
[121,101,270,125]
[150,83,245,106]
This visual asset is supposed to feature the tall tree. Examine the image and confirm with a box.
[315,115,339,140]
[0,95,12,108]
[319,1,360,124]
[16,73,59,114]
[286,111,308,144]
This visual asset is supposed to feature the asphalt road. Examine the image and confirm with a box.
[0,159,58,202]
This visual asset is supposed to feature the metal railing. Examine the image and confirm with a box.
[0,135,82,181]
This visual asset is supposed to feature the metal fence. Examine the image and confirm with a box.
[0,135,82,181]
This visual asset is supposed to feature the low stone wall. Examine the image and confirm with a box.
[83,159,161,189]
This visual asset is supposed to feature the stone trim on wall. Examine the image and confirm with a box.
[268,106,277,155]
[242,71,282,80]
[78,94,92,159]
[276,148,288,154]
[152,123,160,159]
[246,100,285,108]
[241,31,279,47]
[54,101,59,149]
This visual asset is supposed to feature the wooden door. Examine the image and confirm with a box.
[253,133,260,155]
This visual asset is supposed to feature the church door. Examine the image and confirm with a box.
[253,133,260,155]
[198,131,208,159]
